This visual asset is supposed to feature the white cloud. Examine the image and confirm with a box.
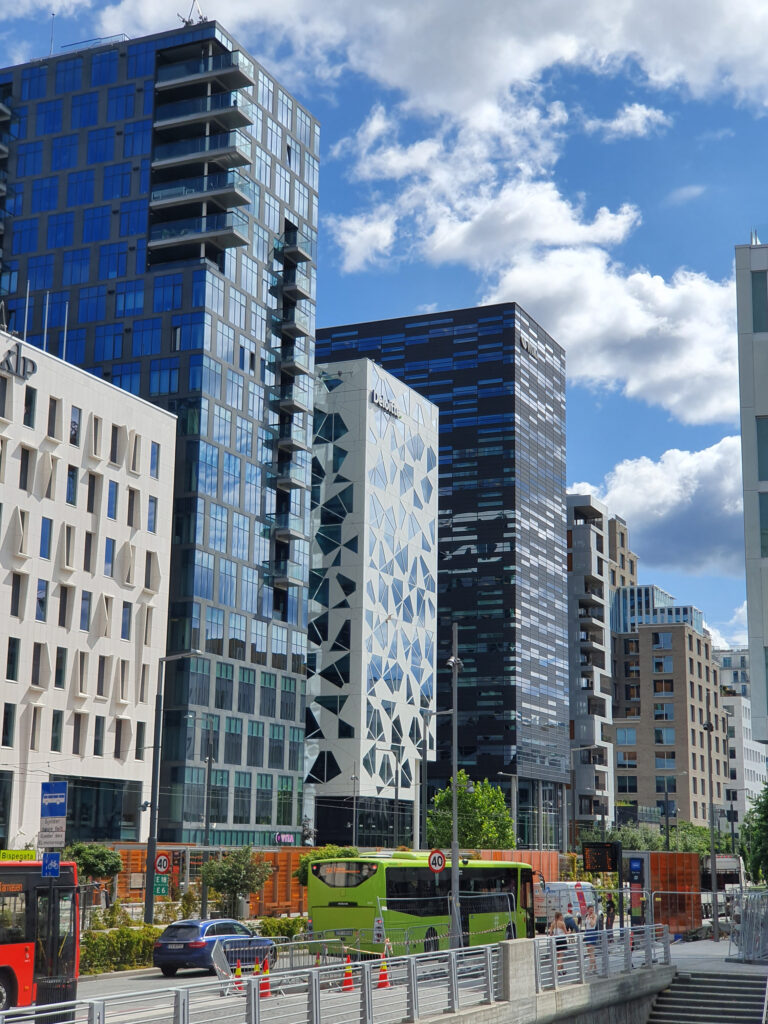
[584,103,672,140]
[571,435,744,576]
[704,621,731,649]
[665,184,707,205]
[324,206,398,273]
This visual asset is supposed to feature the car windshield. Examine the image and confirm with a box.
[160,925,200,941]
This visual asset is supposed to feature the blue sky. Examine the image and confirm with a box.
[2,0,757,643]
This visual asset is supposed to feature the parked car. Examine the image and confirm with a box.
[152,918,276,977]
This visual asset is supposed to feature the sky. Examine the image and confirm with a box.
[1,0,760,646]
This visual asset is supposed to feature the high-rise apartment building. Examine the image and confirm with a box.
[317,304,569,850]
[306,359,439,846]
[610,586,729,831]
[0,22,319,844]
[0,331,175,847]
[736,241,768,743]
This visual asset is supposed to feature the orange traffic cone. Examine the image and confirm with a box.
[342,954,354,992]
[377,952,390,989]
[234,959,243,992]
[314,948,321,967]
[259,959,272,998]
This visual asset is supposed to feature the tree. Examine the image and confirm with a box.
[200,846,272,917]
[63,842,123,881]
[578,820,731,855]
[426,771,516,850]
[293,845,359,886]
[740,783,768,882]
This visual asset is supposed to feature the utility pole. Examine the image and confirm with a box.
[421,711,429,850]
[705,691,719,942]
[200,729,213,919]
[448,622,463,949]
[351,763,359,847]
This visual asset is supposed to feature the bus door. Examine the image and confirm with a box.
[34,886,77,1005]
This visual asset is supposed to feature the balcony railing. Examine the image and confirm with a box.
[275,458,311,489]
[276,421,311,450]
[156,50,254,87]
[149,169,256,206]
[274,227,316,263]
[275,381,312,412]
[263,559,308,586]
[154,92,254,127]
[275,343,313,376]
[152,130,251,166]
[148,210,248,247]
[271,266,315,301]
[267,513,306,536]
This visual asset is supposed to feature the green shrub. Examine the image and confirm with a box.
[180,887,199,920]
[80,925,162,974]
[257,916,307,938]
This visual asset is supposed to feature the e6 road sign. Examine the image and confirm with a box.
[428,849,446,873]
[153,875,169,896]
[154,852,171,874]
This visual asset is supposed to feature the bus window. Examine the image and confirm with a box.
[56,891,76,978]
[312,862,379,887]
[0,892,25,943]
[35,892,53,977]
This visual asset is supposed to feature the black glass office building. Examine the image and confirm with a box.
[0,22,319,844]
[317,304,569,849]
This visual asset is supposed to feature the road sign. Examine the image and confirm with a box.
[428,849,446,874]
[154,852,171,875]
[0,849,35,861]
[582,841,621,872]
[42,852,61,878]
[153,875,169,896]
[40,781,67,848]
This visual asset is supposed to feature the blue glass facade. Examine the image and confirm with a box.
[317,304,569,849]
[0,23,319,844]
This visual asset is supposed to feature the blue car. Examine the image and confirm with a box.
[153,918,276,977]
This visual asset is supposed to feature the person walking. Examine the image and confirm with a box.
[548,911,568,975]
[584,905,598,972]
[605,897,616,933]
[564,903,579,933]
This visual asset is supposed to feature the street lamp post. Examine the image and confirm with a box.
[144,650,202,925]
[447,622,463,949]
[200,726,214,919]
[351,763,359,847]
[705,692,719,943]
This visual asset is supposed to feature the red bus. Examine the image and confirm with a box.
[0,861,79,1010]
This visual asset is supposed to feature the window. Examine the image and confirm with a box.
[150,442,160,478]
[56,58,82,92]
[121,601,132,640]
[51,135,78,170]
[63,249,90,285]
[107,84,135,120]
[1,703,15,746]
[31,175,58,212]
[280,677,296,720]
[16,142,43,177]
[260,672,277,717]
[114,718,124,759]
[654,702,674,721]
[135,721,146,760]
[653,655,674,673]
[6,639,20,681]
[123,121,151,157]
[120,199,147,236]
[54,648,66,688]
[72,712,84,755]
[247,721,263,767]
[91,50,118,86]
[40,517,52,559]
[80,591,92,631]
[66,465,78,505]
[616,727,636,745]
[276,776,293,826]
[28,254,54,290]
[87,127,115,163]
[224,716,242,764]
[51,709,63,752]
[147,496,157,533]
[654,727,675,745]
[21,66,47,100]
[104,537,115,577]
[19,448,30,491]
[656,752,676,769]
[35,579,48,622]
[97,655,108,697]
[94,324,123,361]
[652,631,672,649]
[107,480,118,519]
[617,776,637,793]
[616,750,637,768]
[82,209,111,244]
[58,584,71,627]
[149,357,179,395]
[654,679,674,694]
[94,716,105,756]
[23,385,36,427]
[154,273,183,312]
[103,163,132,201]
[12,217,38,254]
[269,724,285,768]
[115,280,144,316]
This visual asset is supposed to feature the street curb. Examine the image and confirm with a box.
[80,967,159,982]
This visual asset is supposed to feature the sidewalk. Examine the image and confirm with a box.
[669,937,767,976]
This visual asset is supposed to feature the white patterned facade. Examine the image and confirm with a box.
[305,359,438,846]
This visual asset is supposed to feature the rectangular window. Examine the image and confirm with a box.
[247,721,263,767]
[752,270,768,333]
[276,776,293,826]
[760,493,768,558]
[40,517,52,559]
[268,723,285,768]
[67,169,94,206]
[66,465,78,505]
[51,709,63,753]
[616,749,637,768]
[87,127,115,164]
[654,727,675,745]
[107,480,118,519]
[93,716,104,756]
[135,721,146,760]
[653,702,674,721]
[10,573,21,617]
[653,655,674,673]
[80,591,92,631]
[114,719,123,758]
[6,638,20,681]
[54,648,67,688]
[72,712,83,755]
[260,672,277,717]
[35,579,48,622]
[150,441,160,478]
[254,773,272,824]
[83,532,93,572]
[1,703,15,746]
[121,601,132,640]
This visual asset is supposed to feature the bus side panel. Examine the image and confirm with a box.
[1,943,35,1007]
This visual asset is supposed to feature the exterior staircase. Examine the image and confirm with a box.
[647,971,767,1024]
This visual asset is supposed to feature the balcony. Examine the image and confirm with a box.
[267,513,306,539]
[275,381,312,414]
[154,92,254,131]
[263,559,307,588]
[276,344,313,376]
[271,303,315,340]
[276,421,311,451]
[0,134,8,159]
[155,50,255,91]
[271,266,315,302]
[151,130,251,170]
[149,170,256,210]
[274,227,316,264]
[0,99,10,122]
[148,210,249,251]
[274,458,311,490]
[0,169,7,196]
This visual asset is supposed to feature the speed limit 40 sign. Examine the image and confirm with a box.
[428,849,446,873]
[154,852,171,875]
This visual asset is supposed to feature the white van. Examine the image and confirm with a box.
[534,880,599,933]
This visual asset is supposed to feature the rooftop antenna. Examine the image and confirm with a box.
[177,0,206,26]
[49,13,55,56]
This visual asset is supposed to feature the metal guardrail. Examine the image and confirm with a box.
[0,946,500,1024]
[533,925,671,992]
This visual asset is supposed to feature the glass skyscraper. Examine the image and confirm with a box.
[0,22,319,844]
[317,304,569,849]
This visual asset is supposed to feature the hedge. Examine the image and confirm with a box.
[80,925,162,974]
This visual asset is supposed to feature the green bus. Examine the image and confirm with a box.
[307,852,534,954]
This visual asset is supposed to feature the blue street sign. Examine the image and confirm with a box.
[40,781,68,817]
[42,852,61,878]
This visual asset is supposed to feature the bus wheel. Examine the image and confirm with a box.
[424,927,439,953]
[0,970,14,1012]
[505,923,516,940]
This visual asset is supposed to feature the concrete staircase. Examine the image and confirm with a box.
[647,971,767,1024]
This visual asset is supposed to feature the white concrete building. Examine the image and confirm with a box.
[305,359,439,847]
[0,332,175,848]
[714,648,766,839]
[736,241,768,743]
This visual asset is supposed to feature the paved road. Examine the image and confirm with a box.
[79,969,220,1000]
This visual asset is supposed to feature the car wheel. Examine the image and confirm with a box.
[424,927,439,953]
[0,971,14,1011]
[160,966,178,978]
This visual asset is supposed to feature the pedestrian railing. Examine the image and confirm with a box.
[533,924,671,992]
